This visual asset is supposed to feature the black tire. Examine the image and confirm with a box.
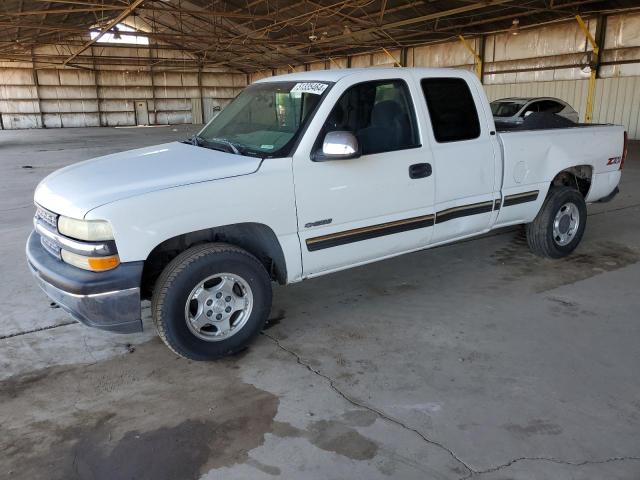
[152,243,272,360]
[526,186,587,259]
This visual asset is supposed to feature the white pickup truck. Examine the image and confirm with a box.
[27,68,626,360]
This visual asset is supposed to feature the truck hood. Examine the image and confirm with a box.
[34,141,262,218]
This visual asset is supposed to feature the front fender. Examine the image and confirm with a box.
[85,157,303,283]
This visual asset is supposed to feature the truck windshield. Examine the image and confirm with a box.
[491,101,525,117]
[196,81,332,158]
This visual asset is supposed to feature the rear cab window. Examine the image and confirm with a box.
[420,77,481,143]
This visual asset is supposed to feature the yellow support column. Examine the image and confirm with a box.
[576,15,599,123]
[381,47,402,67]
[459,35,482,81]
[328,57,341,69]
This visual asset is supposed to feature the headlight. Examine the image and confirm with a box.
[58,216,114,241]
[61,250,120,272]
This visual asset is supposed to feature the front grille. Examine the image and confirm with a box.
[34,205,61,259]
[35,205,58,230]
[40,234,62,259]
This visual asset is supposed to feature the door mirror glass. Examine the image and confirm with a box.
[524,110,534,118]
[314,131,360,161]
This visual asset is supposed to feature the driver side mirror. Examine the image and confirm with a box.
[313,131,360,162]
[523,110,534,118]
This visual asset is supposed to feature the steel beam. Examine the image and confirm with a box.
[576,14,599,123]
[313,0,514,46]
[208,0,513,68]
[0,6,272,19]
[30,47,46,128]
[1,6,123,16]
[594,14,607,78]
[63,0,146,65]
[139,6,273,20]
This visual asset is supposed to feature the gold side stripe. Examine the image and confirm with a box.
[306,214,435,245]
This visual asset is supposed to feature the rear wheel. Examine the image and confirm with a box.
[152,243,272,360]
[526,186,587,258]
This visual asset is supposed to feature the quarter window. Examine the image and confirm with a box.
[319,79,419,155]
[538,100,565,114]
[421,78,481,143]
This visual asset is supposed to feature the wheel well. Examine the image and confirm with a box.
[141,223,287,299]
[551,165,592,198]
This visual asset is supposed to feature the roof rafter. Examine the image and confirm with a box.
[0,0,636,72]
[63,0,145,65]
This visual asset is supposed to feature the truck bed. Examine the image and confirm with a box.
[495,111,603,132]
[495,121,625,226]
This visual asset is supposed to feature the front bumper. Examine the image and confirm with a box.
[26,231,144,333]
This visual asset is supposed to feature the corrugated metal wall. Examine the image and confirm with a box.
[0,63,246,129]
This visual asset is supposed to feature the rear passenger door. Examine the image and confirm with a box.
[419,76,500,244]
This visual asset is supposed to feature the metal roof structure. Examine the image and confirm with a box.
[1,0,639,72]
[255,66,476,82]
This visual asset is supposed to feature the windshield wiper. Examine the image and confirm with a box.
[188,135,246,156]
[185,134,208,146]
[208,137,240,155]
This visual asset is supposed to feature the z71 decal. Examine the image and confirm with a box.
[607,156,622,165]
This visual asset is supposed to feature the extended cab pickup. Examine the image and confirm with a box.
[27,68,627,360]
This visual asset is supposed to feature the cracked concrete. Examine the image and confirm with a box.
[471,456,640,479]
[0,320,76,340]
[264,331,640,480]
[1,126,640,479]
[262,331,475,477]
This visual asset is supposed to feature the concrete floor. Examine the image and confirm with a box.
[1,126,639,480]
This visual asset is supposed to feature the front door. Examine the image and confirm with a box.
[293,78,436,276]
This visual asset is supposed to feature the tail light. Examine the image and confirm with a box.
[620,131,628,171]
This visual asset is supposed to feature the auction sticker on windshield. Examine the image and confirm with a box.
[290,82,328,95]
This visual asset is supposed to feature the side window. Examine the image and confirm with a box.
[522,101,541,116]
[539,100,564,114]
[319,79,419,155]
[421,78,480,142]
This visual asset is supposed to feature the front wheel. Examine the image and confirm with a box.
[526,186,587,259]
[152,243,272,360]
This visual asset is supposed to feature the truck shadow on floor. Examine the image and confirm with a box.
[491,230,639,292]
[0,339,383,480]
[0,343,279,480]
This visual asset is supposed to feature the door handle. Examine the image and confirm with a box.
[409,163,432,179]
